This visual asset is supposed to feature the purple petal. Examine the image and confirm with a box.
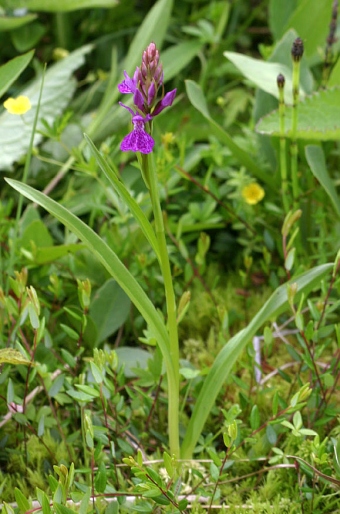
[133,89,145,111]
[120,129,155,154]
[152,89,177,116]
[119,102,135,116]
[117,71,137,94]
[148,82,156,105]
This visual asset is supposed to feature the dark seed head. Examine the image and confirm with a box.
[291,38,304,61]
[277,73,285,89]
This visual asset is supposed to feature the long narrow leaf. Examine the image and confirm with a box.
[124,0,173,76]
[84,135,161,263]
[5,179,175,379]
[305,145,340,217]
[185,80,274,187]
[180,262,332,458]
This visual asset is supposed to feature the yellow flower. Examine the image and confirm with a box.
[161,132,175,146]
[242,183,265,205]
[3,95,31,115]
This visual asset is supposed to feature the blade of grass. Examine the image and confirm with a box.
[180,262,332,458]
[185,79,274,187]
[84,134,161,263]
[5,179,173,374]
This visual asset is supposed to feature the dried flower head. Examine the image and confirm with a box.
[242,183,265,205]
[291,37,304,62]
[277,73,285,89]
[4,95,31,115]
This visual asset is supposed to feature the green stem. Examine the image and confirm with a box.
[141,153,180,458]
[6,69,45,292]
[55,12,70,49]
[291,59,301,208]
[278,80,289,213]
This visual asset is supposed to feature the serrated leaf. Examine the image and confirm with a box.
[256,88,340,140]
[0,348,31,365]
[0,44,92,170]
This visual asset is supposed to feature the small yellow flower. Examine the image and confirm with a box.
[242,183,265,205]
[53,47,69,61]
[3,95,31,115]
[161,132,175,146]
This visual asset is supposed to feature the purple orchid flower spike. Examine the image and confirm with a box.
[118,43,177,153]
[119,102,154,154]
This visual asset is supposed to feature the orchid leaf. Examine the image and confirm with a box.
[5,179,174,382]
[181,262,332,458]
[84,135,160,262]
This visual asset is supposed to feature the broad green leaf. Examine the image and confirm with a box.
[0,44,92,170]
[20,0,117,12]
[124,0,173,76]
[0,14,37,31]
[268,0,296,40]
[90,278,131,344]
[305,145,340,217]
[0,348,31,366]
[185,80,271,186]
[224,51,306,104]
[181,262,332,458]
[283,0,333,62]
[5,179,174,386]
[11,21,46,53]
[84,135,160,262]
[116,346,152,378]
[20,219,53,248]
[0,50,34,98]
[162,41,203,81]
[256,88,340,140]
